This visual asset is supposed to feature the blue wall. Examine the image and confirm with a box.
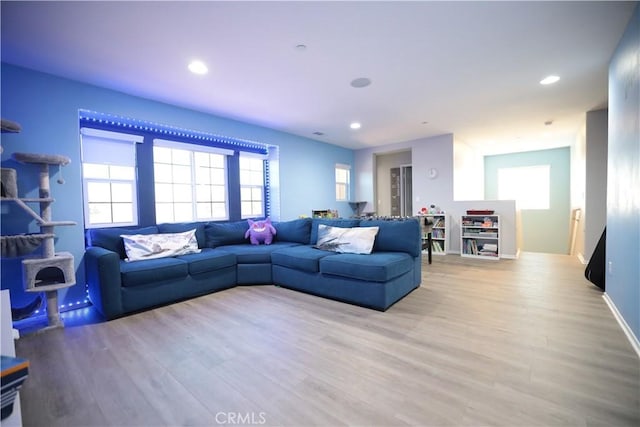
[484,147,571,254]
[1,63,354,308]
[607,4,639,341]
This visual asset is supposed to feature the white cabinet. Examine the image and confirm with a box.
[460,214,500,259]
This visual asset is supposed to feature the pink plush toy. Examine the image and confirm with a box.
[245,218,277,245]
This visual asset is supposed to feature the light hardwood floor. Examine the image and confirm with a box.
[14,252,640,426]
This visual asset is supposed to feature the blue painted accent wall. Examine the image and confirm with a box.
[607,4,639,340]
[1,63,353,308]
[484,147,571,254]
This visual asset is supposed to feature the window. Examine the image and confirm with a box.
[498,165,550,210]
[80,128,142,228]
[153,140,231,223]
[336,164,351,201]
[239,154,265,218]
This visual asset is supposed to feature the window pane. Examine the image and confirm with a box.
[211,203,226,218]
[336,183,347,201]
[88,203,112,224]
[241,201,252,214]
[195,185,212,202]
[251,187,263,200]
[196,203,212,219]
[87,182,112,203]
[210,168,225,184]
[252,202,263,215]
[154,164,173,183]
[155,203,174,223]
[240,170,251,183]
[194,152,210,167]
[153,146,172,163]
[111,183,132,203]
[171,149,191,165]
[250,171,263,186]
[211,186,225,202]
[210,154,224,168]
[173,184,192,202]
[174,203,193,221]
[112,203,133,223]
[195,166,211,184]
[172,165,192,184]
[155,183,173,202]
[83,164,109,179]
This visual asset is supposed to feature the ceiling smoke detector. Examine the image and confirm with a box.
[544,120,553,126]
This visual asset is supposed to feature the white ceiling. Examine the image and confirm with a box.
[1,1,636,154]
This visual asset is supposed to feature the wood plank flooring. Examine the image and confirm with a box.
[14,252,640,426]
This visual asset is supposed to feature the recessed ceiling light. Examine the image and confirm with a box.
[312,131,325,136]
[540,75,560,85]
[350,122,361,130]
[188,60,208,75]
[295,44,307,51]
[350,77,372,88]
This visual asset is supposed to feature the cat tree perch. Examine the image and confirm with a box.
[1,151,76,329]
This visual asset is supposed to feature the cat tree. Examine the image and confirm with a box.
[1,150,76,329]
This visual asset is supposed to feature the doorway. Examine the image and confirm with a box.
[375,150,412,217]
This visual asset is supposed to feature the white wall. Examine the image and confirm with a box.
[354,134,453,215]
[453,139,484,200]
[355,133,518,258]
[584,109,608,261]
[570,121,587,261]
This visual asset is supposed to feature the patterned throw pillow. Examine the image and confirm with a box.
[314,224,379,254]
[121,229,200,262]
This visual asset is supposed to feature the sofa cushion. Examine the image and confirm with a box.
[319,252,413,282]
[271,245,337,273]
[217,242,298,263]
[158,222,207,248]
[205,221,249,248]
[176,248,237,276]
[359,219,421,257]
[87,226,159,259]
[274,218,312,244]
[120,257,188,288]
[310,218,361,245]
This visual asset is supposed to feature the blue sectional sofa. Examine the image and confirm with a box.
[85,217,422,320]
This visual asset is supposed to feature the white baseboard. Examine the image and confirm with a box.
[577,253,587,265]
[603,293,640,359]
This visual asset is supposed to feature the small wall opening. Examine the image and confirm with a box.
[34,266,67,287]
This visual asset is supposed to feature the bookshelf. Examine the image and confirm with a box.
[460,214,500,260]
[420,213,447,256]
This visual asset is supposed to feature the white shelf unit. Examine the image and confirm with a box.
[420,213,447,255]
[460,214,500,260]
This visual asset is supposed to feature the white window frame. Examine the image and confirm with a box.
[80,128,142,228]
[239,152,266,219]
[335,163,351,201]
[153,139,233,223]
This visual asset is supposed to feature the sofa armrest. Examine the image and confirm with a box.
[85,246,123,320]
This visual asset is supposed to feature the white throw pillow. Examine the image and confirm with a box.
[314,224,379,254]
[121,229,200,262]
